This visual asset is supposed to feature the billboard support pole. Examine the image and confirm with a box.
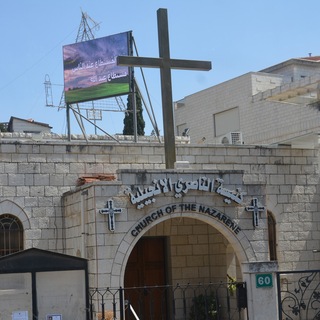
[66,103,71,141]
[69,105,119,143]
[129,32,138,143]
[131,77,138,143]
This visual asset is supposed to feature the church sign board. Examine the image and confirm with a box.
[124,176,245,209]
[98,172,267,236]
[130,202,242,237]
[121,175,245,237]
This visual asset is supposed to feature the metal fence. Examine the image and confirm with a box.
[277,270,320,320]
[89,282,247,320]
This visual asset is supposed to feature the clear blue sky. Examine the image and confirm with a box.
[1,1,319,135]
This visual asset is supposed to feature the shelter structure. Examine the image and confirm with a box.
[0,248,88,319]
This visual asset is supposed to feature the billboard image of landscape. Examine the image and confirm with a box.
[63,31,131,104]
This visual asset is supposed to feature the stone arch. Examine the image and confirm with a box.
[266,195,281,217]
[0,200,31,230]
[111,204,256,287]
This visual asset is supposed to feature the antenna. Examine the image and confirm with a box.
[44,74,53,107]
[76,10,100,42]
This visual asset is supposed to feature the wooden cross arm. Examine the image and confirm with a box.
[170,58,211,71]
[118,56,162,68]
[117,56,212,71]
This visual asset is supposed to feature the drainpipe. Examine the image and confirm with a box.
[81,190,88,258]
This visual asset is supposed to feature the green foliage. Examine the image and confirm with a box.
[123,89,145,136]
[189,292,217,320]
[227,275,236,295]
[0,123,8,132]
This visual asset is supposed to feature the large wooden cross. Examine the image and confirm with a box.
[117,8,212,169]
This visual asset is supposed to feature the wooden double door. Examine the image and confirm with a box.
[124,237,168,319]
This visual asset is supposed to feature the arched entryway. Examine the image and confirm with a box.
[120,211,253,319]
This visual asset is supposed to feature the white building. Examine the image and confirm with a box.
[175,56,320,148]
[7,116,52,134]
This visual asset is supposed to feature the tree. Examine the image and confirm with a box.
[123,88,145,136]
[0,123,8,132]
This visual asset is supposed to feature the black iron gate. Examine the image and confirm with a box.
[89,282,248,320]
[277,270,320,320]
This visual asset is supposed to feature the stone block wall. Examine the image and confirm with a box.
[146,217,231,284]
[0,136,319,272]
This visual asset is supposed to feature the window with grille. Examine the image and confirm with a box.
[0,214,23,257]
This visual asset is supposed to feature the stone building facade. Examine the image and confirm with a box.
[0,133,319,319]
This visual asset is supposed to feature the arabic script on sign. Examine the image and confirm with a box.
[124,176,245,209]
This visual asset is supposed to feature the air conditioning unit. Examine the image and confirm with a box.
[220,132,243,145]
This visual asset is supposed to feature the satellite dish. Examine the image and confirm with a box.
[182,128,190,136]
[221,136,229,144]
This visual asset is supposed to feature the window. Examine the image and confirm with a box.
[267,211,277,261]
[213,107,240,137]
[0,214,23,256]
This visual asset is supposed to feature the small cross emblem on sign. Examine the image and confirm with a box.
[245,198,265,228]
[99,200,122,232]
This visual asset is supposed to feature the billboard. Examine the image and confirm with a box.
[63,31,131,104]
